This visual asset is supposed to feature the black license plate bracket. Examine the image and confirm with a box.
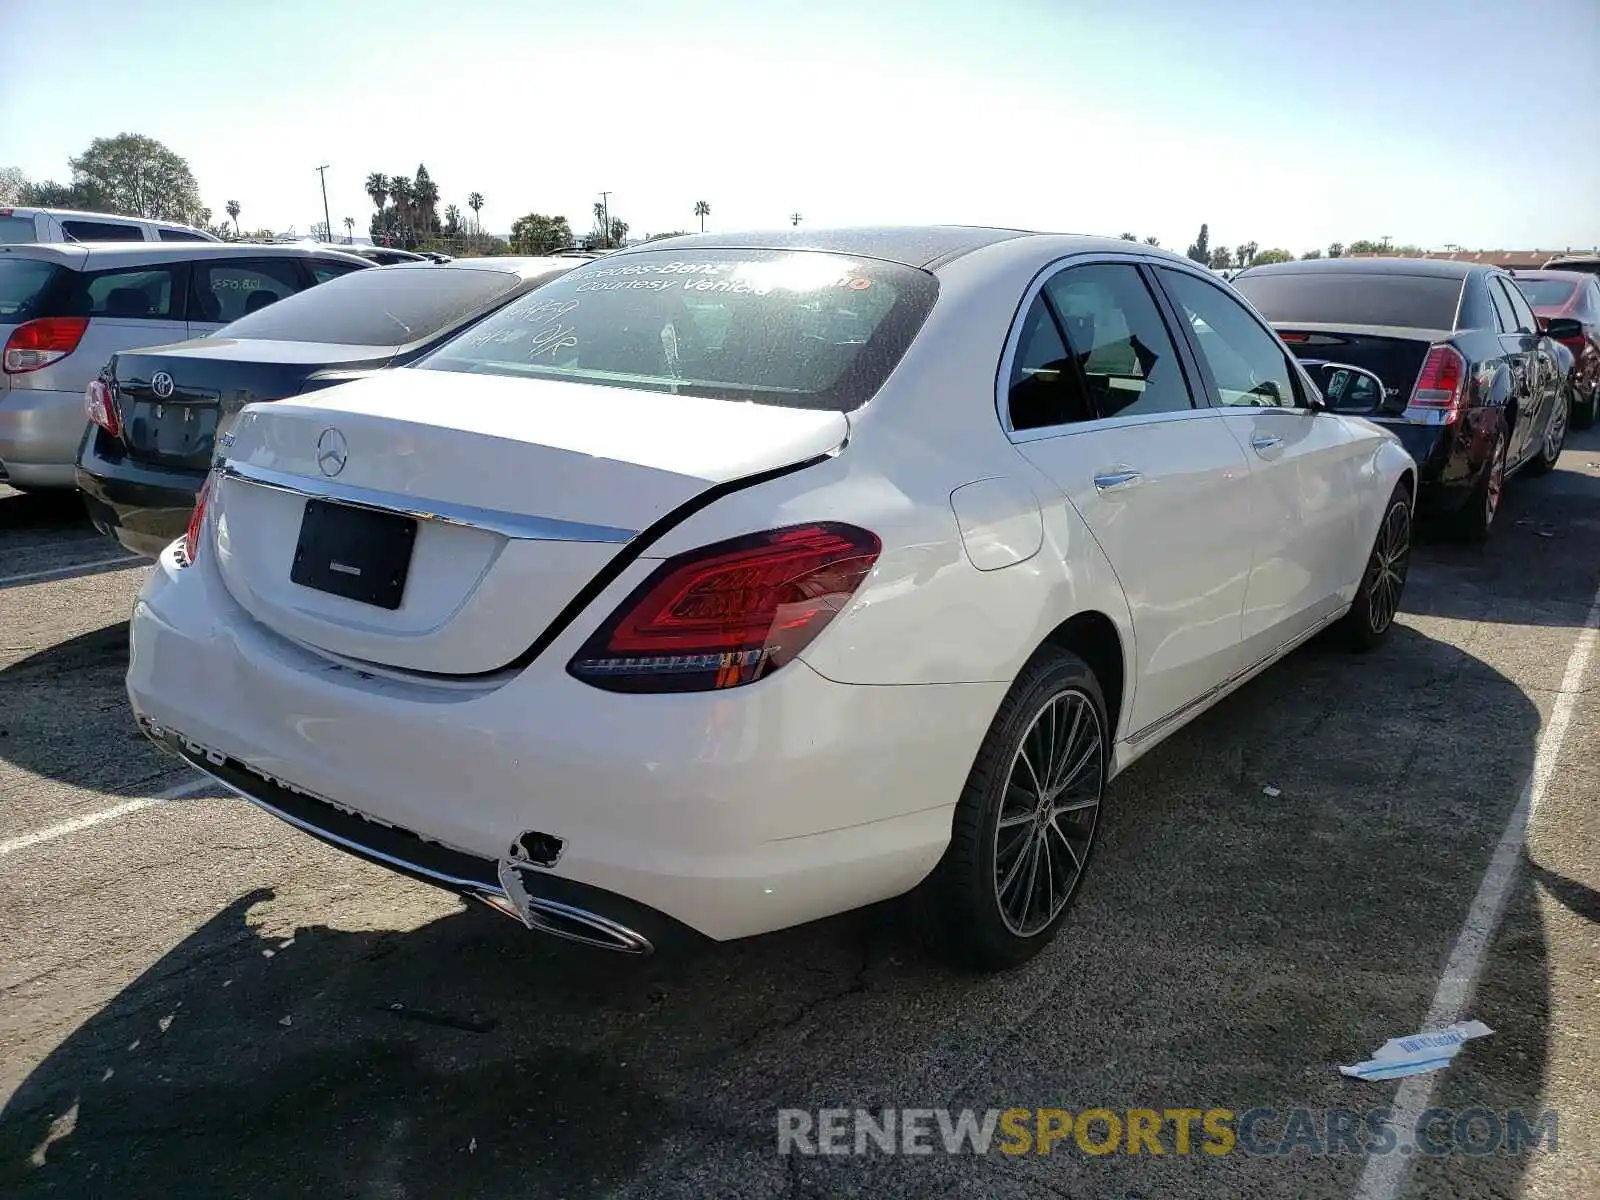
[290,498,417,610]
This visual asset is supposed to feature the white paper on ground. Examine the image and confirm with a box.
[1339,1020,1494,1081]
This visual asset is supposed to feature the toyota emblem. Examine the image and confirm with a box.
[316,427,348,477]
[151,371,175,399]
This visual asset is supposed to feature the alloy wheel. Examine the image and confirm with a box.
[993,688,1104,937]
[1365,501,1411,633]
[1544,394,1569,462]
[1485,436,1506,526]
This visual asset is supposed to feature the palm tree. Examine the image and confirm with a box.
[693,200,710,233]
[225,199,241,237]
[343,216,355,243]
[467,192,484,235]
[389,176,413,243]
[363,172,388,215]
[593,201,607,247]
[444,204,462,236]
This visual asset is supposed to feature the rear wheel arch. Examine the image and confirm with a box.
[1035,611,1126,742]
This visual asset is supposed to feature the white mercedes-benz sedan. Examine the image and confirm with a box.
[127,228,1416,969]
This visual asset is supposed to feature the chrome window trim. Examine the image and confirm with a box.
[220,459,638,544]
[994,250,1207,442]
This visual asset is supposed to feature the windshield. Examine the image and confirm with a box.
[418,249,939,411]
[219,265,528,346]
[1234,272,1464,329]
[1513,278,1579,308]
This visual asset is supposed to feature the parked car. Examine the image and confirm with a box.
[127,228,1415,969]
[1233,258,1576,539]
[0,205,220,246]
[79,256,579,556]
[1513,269,1600,428]
[0,242,369,489]
[1541,253,1600,278]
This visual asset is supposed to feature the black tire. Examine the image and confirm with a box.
[1526,389,1570,476]
[1340,484,1412,651]
[923,648,1108,971]
[1573,383,1597,431]
[1454,427,1507,543]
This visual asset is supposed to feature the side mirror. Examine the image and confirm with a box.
[1305,360,1386,412]
[1539,316,1582,341]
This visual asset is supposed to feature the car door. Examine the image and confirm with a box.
[1487,275,1544,466]
[1498,276,1560,464]
[186,256,311,337]
[1155,266,1367,661]
[1001,258,1258,738]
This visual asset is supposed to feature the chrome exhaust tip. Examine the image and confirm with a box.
[494,861,654,955]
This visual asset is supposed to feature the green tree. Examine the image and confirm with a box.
[1234,241,1259,269]
[364,172,388,215]
[1186,223,1210,264]
[57,134,204,224]
[413,165,440,234]
[610,217,629,246]
[0,166,27,205]
[467,192,484,233]
[443,204,462,236]
[592,201,608,246]
[1327,242,1344,259]
[1250,248,1294,266]
[1118,231,1138,241]
[694,199,710,232]
[225,199,241,236]
[1301,248,1322,260]
[1346,239,1383,255]
[1143,236,1160,247]
[510,213,574,255]
[343,215,355,241]
[1209,246,1232,269]
[388,176,414,244]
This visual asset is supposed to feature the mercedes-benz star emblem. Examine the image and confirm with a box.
[151,371,175,399]
[316,428,348,477]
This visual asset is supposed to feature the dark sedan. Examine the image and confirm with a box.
[77,256,577,556]
[1233,258,1579,540]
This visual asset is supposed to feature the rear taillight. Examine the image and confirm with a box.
[3,317,89,374]
[84,378,120,438]
[1405,344,1469,424]
[569,522,881,692]
[182,472,215,565]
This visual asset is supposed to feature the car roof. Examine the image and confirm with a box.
[379,255,576,280]
[1238,257,1484,281]
[614,225,1039,269]
[0,241,371,269]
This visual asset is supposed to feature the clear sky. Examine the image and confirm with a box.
[2,0,1597,252]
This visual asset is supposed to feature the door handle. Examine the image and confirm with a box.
[1251,434,1284,454]
[1093,469,1143,493]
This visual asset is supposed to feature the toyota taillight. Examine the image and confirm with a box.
[1405,344,1469,424]
[182,472,215,565]
[569,523,881,692]
[84,378,120,437]
[3,317,88,374]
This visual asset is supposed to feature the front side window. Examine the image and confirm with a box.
[419,249,938,411]
[61,219,145,242]
[1042,264,1192,420]
[1159,269,1298,408]
[190,257,305,324]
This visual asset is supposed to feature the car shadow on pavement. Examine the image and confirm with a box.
[0,488,92,534]
[0,621,1562,1199]
[0,623,167,797]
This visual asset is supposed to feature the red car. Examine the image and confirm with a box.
[1515,269,1600,428]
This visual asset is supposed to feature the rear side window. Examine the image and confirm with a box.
[1042,264,1192,420]
[1486,279,1519,333]
[221,264,520,346]
[0,259,60,319]
[190,257,305,324]
[419,249,939,411]
[158,228,209,242]
[309,258,366,284]
[52,265,184,319]
[61,219,146,242]
[0,215,39,245]
[1233,272,1464,329]
[1512,278,1579,308]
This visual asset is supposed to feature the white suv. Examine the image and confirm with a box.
[0,206,219,246]
[0,242,368,489]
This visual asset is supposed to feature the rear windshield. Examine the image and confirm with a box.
[1513,278,1579,308]
[0,259,60,320]
[219,264,526,346]
[0,216,38,245]
[1233,272,1464,329]
[418,248,939,411]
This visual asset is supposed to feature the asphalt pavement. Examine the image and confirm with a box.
[1,429,1597,1200]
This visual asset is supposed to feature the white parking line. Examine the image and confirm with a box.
[0,775,211,857]
[0,555,147,588]
[1354,581,1600,1200]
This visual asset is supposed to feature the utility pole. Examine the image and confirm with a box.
[598,191,612,248]
[790,211,802,227]
[315,164,332,243]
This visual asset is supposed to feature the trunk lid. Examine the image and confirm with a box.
[1273,323,1445,417]
[211,368,848,675]
[114,339,393,471]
